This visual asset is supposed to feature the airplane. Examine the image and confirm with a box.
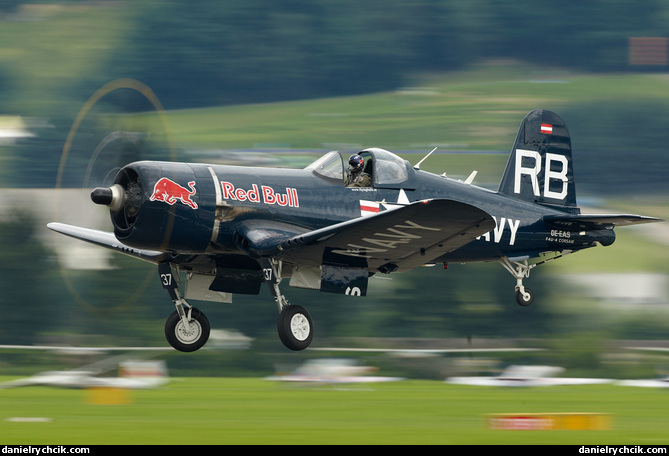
[0,361,168,390]
[47,109,663,352]
[445,365,611,387]
[615,376,669,388]
[614,346,669,388]
[265,358,403,384]
[309,345,545,358]
[0,347,169,390]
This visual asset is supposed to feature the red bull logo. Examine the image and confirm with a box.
[149,178,198,209]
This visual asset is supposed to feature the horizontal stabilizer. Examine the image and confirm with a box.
[544,214,663,229]
[47,222,167,264]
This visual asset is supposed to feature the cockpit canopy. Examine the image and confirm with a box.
[307,148,416,188]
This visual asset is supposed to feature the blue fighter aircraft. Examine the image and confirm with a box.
[48,110,662,351]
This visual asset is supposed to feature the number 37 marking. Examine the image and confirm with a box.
[160,273,172,287]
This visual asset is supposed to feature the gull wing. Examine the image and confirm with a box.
[269,199,495,272]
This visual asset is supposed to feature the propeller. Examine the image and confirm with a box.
[52,79,176,316]
[90,166,144,232]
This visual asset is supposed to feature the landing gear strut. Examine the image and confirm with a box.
[159,262,210,352]
[262,258,314,351]
[499,257,536,306]
[157,259,313,352]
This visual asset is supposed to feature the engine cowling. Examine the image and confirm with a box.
[91,161,218,253]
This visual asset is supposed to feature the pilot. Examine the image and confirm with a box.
[345,154,371,187]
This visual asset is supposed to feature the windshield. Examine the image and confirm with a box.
[306,151,344,182]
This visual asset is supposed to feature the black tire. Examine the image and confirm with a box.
[277,305,313,351]
[515,288,534,307]
[165,307,210,352]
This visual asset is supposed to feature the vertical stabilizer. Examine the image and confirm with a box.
[498,110,578,211]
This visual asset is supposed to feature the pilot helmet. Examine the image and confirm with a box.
[348,154,364,173]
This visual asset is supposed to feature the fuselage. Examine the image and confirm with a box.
[121,151,610,269]
[213,163,609,264]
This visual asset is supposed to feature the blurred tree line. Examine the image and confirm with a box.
[2,0,665,111]
[107,0,666,108]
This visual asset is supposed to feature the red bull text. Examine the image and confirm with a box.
[220,181,299,208]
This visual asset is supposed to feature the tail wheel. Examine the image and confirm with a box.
[277,305,313,351]
[165,307,210,352]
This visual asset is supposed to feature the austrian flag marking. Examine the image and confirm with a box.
[540,123,553,134]
[220,181,300,208]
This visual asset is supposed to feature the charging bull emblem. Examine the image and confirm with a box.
[149,178,198,209]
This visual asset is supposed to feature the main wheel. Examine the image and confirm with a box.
[165,307,210,352]
[277,305,313,351]
[515,288,534,307]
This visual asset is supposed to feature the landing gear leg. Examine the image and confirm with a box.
[262,258,313,351]
[159,262,210,352]
[499,257,535,306]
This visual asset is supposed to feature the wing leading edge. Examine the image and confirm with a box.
[47,222,168,264]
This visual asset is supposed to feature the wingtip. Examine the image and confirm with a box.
[46,222,64,232]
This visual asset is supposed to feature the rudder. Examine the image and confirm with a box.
[498,110,577,212]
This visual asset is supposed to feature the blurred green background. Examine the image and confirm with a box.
[0,0,667,381]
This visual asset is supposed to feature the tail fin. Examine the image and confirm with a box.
[498,110,577,212]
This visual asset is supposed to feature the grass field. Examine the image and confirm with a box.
[158,62,669,153]
[1,377,669,445]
